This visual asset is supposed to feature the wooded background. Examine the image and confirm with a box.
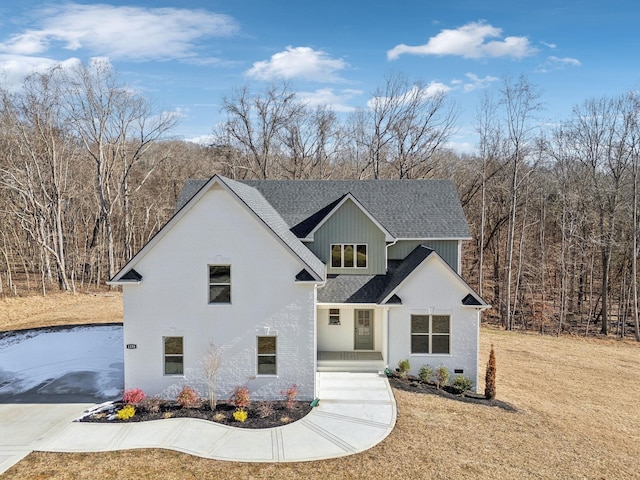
[2,60,639,340]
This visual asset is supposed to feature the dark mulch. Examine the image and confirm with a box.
[81,400,313,429]
[387,374,517,412]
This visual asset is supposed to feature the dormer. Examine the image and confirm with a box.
[298,193,394,276]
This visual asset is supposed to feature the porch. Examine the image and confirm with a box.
[317,351,385,373]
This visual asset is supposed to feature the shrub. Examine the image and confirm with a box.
[257,401,275,418]
[213,412,226,422]
[122,388,146,404]
[233,409,248,422]
[280,384,298,410]
[139,396,161,414]
[485,344,497,400]
[418,364,433,383]
[451,374,473,392]
[176,386,200,408]
[435,365,450,389]
[231,386,250,409]
[397,359,411,378]
[280,415,292,424]
[116,404,136,420]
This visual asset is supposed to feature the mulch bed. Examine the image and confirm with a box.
[387,373,517,412]
[81,400,313,429]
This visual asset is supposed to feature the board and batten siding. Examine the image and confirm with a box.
[307,198,387,275]
[388,240,460,272]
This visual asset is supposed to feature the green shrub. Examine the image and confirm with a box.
[435,365,450,389]
[397,359,411,378]
[451,374,473,392]
[116,404,136,420]
[418,364,433,383]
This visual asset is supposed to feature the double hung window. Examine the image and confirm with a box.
[411,315,450,354]
[209,265,231,303]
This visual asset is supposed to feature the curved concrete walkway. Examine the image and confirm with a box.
[1,372,396,472]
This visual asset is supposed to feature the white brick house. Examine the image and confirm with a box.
[109,175,488,401]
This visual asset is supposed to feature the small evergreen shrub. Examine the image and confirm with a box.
[451,375,473,392]
[419,364,433,383]
[122,388,146,404]
[116,404,136,420]
[435,365,450,389]
[176,386,200,408]
[233,409,248,422]
[231,386,250,409]
[280,384,298,410]
[485,344,497,399]
[397,359,411,378]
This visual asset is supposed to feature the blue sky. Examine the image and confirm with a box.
[1,0,638,153]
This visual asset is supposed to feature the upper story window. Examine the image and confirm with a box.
[411,314,451,354]
[209,265,231,303]
[331,244,367,269]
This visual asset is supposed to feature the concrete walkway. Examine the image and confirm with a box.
[0,372,396,473]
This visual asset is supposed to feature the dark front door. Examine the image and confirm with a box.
[354,309,374,350]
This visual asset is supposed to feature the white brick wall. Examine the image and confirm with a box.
[122,184,317,401]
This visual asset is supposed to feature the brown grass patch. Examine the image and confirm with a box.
[0,292,122,331]
[3,297,640,479]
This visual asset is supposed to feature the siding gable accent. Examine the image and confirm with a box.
[109,175,325,284]
[300,193,395,242]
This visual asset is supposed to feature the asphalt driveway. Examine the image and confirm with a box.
[0,324,124,474]
[0,324,124,403]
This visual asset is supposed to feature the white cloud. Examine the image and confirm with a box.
[246,46,349,83]
[0,4,238,62]
[461,72,499,92]
[0,54,81,90]
[366,82,451,110]
[296,88,362,112]
[387,21,537,60]
[541,41,557,49]
[537,56,581,73]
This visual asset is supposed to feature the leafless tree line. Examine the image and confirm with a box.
[2,64,640,339]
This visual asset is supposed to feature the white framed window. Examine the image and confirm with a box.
[257,336,277,375]
[330,244,367,268]
[209,265,231,303]
[329,308,341,325]
[411,315,450,354]
[164,336,184,375]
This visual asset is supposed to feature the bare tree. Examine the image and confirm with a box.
[218,83,304,179]
[201,343,222,410]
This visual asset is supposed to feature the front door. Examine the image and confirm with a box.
[354,309,374,350]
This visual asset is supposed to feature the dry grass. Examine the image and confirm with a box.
[0,292,122,331]
[3,297,640,479]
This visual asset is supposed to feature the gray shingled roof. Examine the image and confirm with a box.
[317,249,433,304]
[218,177,325,281]
[177,179,470,239]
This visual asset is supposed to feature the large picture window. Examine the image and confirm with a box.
[411,315,450,354]
[257,336,277,375]
[164,336,184,375]
[209,265,231,303]
[331,244,367,268]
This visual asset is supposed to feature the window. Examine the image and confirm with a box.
[330,244,367,268]
[164,336,184,375]
[209,265,231,303]
[257,336,277,375]
[329,308,341,325]
[411,315,450,354]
